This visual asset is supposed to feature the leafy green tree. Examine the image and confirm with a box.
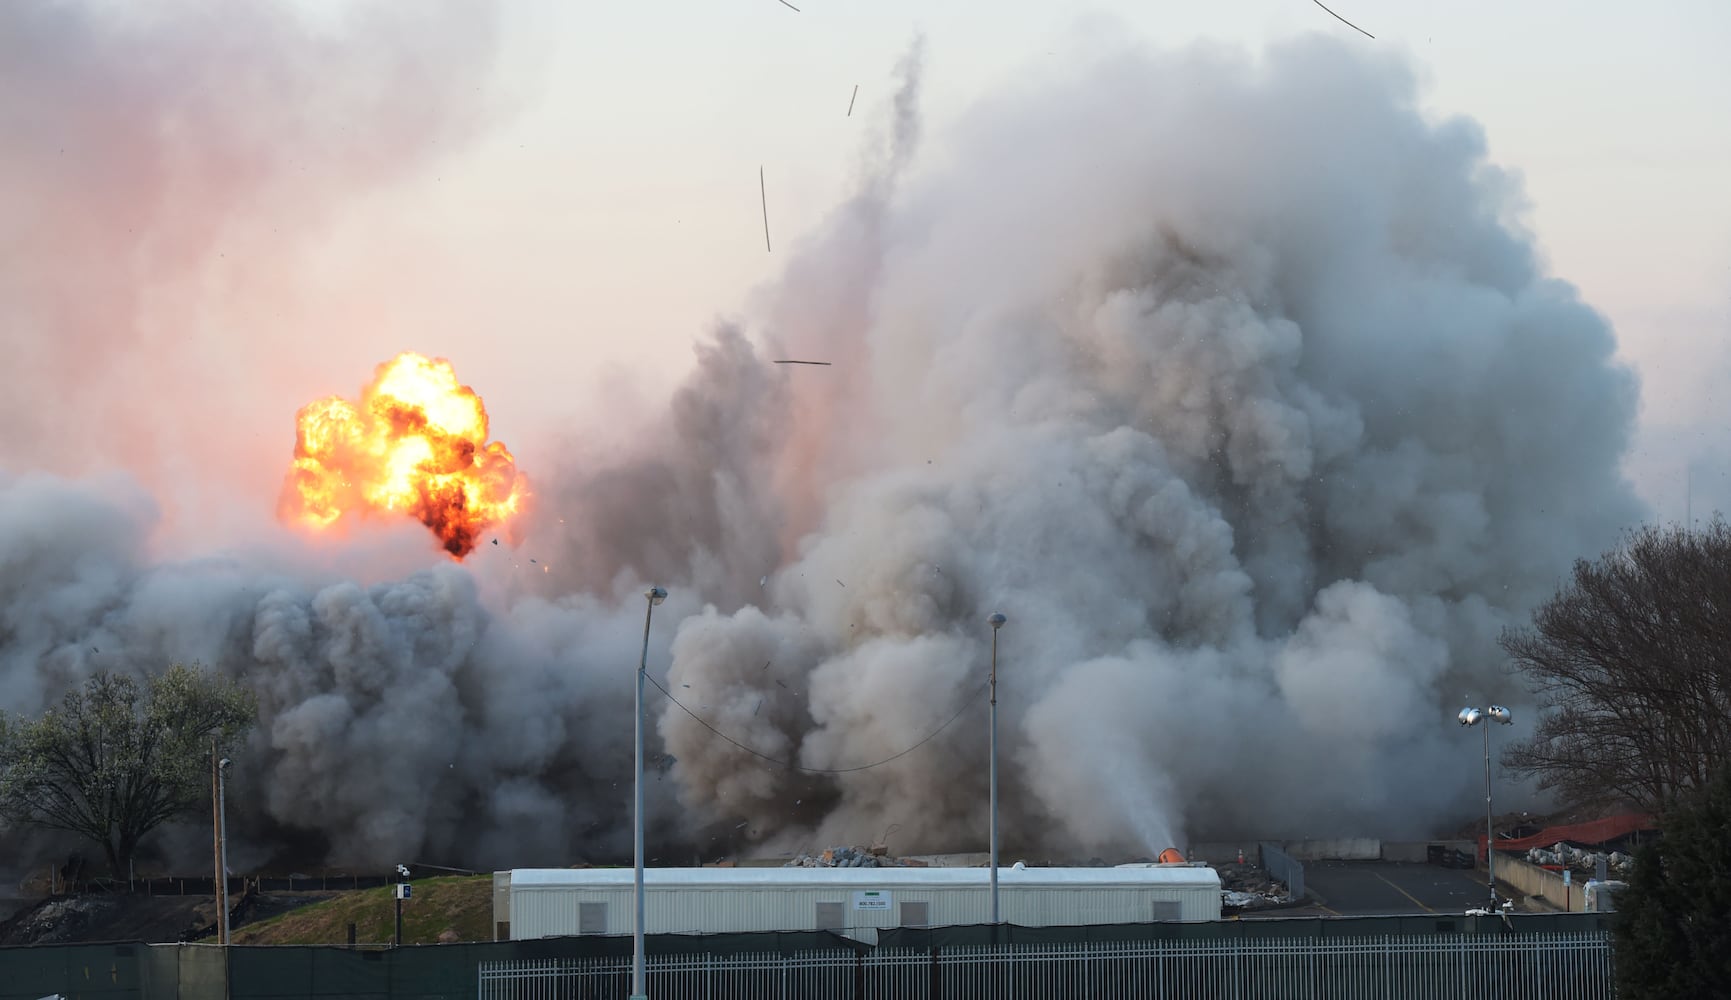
[1613,767,1731,998]
[0,664,256,878]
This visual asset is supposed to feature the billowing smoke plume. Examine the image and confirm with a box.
[642,36,1645,854]
[1,26,1645,871]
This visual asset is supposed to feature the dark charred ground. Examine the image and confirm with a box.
[0,890,338,946]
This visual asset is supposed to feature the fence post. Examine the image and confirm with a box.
[1459,930,1469,999]
[1233,932,1242,1000]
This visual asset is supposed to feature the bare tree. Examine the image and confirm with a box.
[0,663,256,878]
[1501,522,1731,812]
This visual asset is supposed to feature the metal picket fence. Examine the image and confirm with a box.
[476,930,1613,999]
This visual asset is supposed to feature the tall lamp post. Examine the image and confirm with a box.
[1458,705,1513,909]
[987,612,1006,925]
[633,586,667,1000]
[210,744,231,945]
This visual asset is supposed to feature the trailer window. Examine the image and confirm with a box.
[579,902,607,934]
[1150,901,1181,922]
[816,902,845,931]
[899,901,930,927]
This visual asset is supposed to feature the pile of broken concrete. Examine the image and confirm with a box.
[1215,861,1294,910]
[786,845,922,868]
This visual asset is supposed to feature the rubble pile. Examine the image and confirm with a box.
[1215,862,1292,910]
[785,845,919,869]
[0,898,120,945]
[1524,843,1634,876]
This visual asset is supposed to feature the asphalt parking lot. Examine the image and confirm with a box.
[1243,861,1497,918]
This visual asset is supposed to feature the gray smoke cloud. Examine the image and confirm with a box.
[653,35,1644,856]
[1,29,1646,871]
[0,467,693,869]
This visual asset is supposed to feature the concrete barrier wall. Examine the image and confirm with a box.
[1194,839,1477,864]
[1382,841,1476,863]
[1494,854,1587,912]
[1186,844,1250,865]
[1283,839,1381,862]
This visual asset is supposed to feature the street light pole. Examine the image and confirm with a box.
[633,586,667,1000]
[1458,705,1513,909]
[988,612,1006,925]
[209,740,232,946]
[217,757,231,946]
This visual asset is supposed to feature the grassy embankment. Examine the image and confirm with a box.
[231,875,493,945]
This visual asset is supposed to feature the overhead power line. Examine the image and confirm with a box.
[1311,0,1375,38]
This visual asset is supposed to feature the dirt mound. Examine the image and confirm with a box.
[0,888,342,946]
[0,895,214,945]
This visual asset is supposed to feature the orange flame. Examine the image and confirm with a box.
[278,353,528,558]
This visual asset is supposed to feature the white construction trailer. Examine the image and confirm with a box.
[497,865,1221,942]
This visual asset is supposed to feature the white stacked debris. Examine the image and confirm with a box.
[785,845,912,869]
[1523,843,1635,876]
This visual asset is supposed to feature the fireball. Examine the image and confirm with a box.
[279,353,528,558]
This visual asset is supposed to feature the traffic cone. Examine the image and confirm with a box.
[1237,848,1245,864]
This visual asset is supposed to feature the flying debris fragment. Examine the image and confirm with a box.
[760,166,772,253]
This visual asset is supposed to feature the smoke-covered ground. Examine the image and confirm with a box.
[1,12,1646,871]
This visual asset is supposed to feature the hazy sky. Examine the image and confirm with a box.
[9,0,1730,542]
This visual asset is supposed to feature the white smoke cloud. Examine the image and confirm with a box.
[1,26,1646,871]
